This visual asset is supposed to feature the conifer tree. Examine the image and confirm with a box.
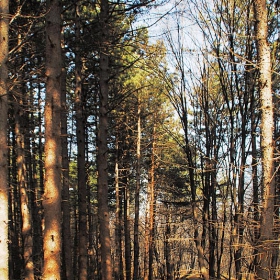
[97,0,113,279]
[42,0,62,278]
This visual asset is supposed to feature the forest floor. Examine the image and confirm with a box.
[181,273,203,279]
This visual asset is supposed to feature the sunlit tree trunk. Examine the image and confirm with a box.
[42,0,62,278]
[12,27,35,280]
[97,0,113,279]
[254,0,275,278]
[15,103,34,280]
[0,0,9,278]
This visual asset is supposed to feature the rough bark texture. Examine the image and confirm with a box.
[42,0,62,279]
[254,0,275,279]
[15,104,34,280]
[0,0,9,278]
[97,0,113,279]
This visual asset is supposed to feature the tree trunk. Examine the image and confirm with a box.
[97,0,113,279]
[254,0,275,278]
[144,209,149,280]
[148,125,156,280]
[0,0,9,278]
[9,129,21,279]
[42,0,62,278]
[0,0,9,280]
[114,137,124,280]
[133,99,141,280]
[15,103,34,280]
[74,3,88,279]
[61,44,73,280]
[124,177,131,280]
[165,210,173,280]
[31,81,44,278]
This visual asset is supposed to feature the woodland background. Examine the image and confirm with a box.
[0,0,279,279]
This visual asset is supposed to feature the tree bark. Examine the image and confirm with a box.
[148,125,156,280]
[133,99,141,280]
[42,0,62,278]
[97,0,113,279]
[15,103,34,280]
[165,210,173,280]
[74,3,88,279]
[124,176,131,280]
[61,42,73,280]
[114,136,124,280]
[254,0,275,279]
[31,81,44,278]
[0,0,9,278]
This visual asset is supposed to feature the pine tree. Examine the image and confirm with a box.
[42,0,62,278]
[97,0,113,279]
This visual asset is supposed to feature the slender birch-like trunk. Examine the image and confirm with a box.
[254,0,275,278]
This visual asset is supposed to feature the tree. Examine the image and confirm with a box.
[133,97,141,280]
[163,22,209,279]
[42,0,62,278]
[15,99,34,280]
[74,2,88,279]
[61,36,73,280]
[254,0,276,278]
[97,0,113,279]
[0,0,9,278]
